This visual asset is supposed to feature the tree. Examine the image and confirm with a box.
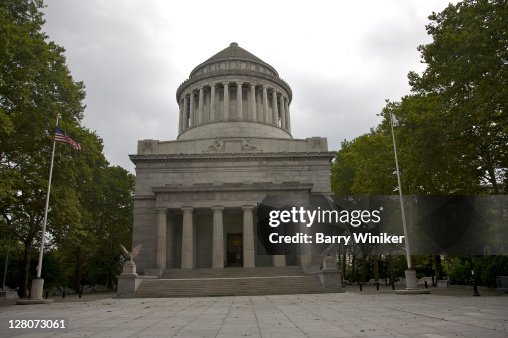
[407,0,508,193]
[0,0,110,296]
[331,129,396,195]
[332,0,507,283]
[54,165,134,291]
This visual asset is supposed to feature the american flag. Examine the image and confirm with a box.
[54,127,81,150]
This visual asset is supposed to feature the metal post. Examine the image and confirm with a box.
[37,115,59,278]
[389,112,412,269]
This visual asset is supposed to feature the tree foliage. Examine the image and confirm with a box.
[331,0,507,286]
[0,0,134,296]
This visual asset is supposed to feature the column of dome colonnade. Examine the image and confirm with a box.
[177,83,291,131]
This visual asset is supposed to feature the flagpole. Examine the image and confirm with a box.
[389,112,412,269]
[36,115,59,279]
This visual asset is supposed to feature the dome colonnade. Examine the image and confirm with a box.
[176,42,292,139]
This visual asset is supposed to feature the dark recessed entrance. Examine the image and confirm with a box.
[226,233,243,267]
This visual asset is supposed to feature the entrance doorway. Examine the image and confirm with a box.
[226,233,243,266]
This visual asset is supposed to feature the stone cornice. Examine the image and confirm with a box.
[176,70,292,103]
[130,151,336,164]
[152,181,314,193]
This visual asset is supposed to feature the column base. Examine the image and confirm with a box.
[405,269,418,290]
[30,278,44,300]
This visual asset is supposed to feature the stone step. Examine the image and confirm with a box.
[160,266,304,279]
[120,268,336,298]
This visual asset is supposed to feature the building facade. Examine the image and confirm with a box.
[130,43,335,274]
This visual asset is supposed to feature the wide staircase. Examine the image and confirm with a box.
[120,266,335,298]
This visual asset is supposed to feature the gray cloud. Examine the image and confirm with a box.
[42,0,453,173]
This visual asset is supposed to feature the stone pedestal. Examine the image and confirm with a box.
[0,290,18,300]
[319,256,342,291]
[117,262,140,295]
[30,278,44,300]
[117,275,141,295]
[16,278,54,305]
[396,269,430,294]
[122,261,138,276]
[405,269,418,290]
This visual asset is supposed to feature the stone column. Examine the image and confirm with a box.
[212,206,224,268]
[236,82,243,120]
[272,90,279,126]
[250,84,257,121]
[183,95,189,129]
[280,95,286,130]
[273,255,286,267]
[256,89,263,122]
[155,208,167,269]
[178,101,183,134]
[167,213,174,268]
[189,92,195,127]
[210,84,216,122]
[223,82,230,120]
[284,98,290,131]
[262,86,270,124]
[181,207,194,269]
[286,103,291,132]
[198,87,204,124]
[242,205,255,268]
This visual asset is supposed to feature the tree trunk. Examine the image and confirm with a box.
[351,255,358,283]
[373,255,379,282]
[483,149,499,194]
[361,255,367,282]
[73,248,82,292]
[20,244,32,298]
[388,255,395,284]
[342,253,347,279]
[433,255,443,280]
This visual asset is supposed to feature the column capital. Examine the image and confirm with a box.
[181,206,193,212]
[241,205,255,211]
[212,206,224,211]
[223,81,230,86]
[156,207,167,213]
[210,82,216,87]
[237,82,243,86]
[262,85,268,89]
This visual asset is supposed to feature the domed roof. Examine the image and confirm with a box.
[189,42,279,78]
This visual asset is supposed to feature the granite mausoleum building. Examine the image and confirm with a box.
[130,43,335,276]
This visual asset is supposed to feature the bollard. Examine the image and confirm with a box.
[376,283,380,291]
[359,283,363,291]
[425,281,428,289]
[45,290,48,299]
[432,276,435,287]
[62,290,65,298]
[391,282,395,290]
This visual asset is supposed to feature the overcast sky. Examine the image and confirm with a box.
[42,0,454,173]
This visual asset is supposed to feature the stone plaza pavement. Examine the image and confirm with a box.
[0,291,507,338]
